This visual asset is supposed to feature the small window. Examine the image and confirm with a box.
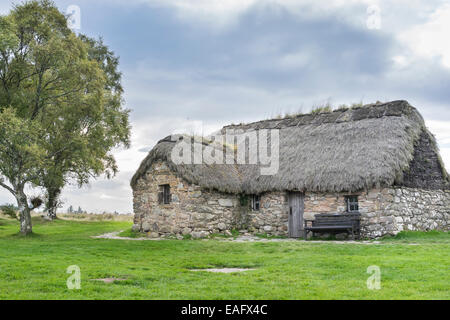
[251,195,261,211]
[346,196,359,212]
[158,185,171,204]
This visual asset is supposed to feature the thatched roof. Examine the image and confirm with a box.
[131,100,449,193]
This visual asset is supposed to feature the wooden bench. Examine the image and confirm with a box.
[304,213,361,240]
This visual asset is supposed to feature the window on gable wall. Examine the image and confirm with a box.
[158,185,171,204]
[251,195,261,211]
[345,195,359,212]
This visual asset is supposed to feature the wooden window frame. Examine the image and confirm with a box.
[345,195,359,213]
[158,184,171,205]
[251,195,261,211]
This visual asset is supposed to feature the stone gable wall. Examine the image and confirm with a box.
[133,161,449,239]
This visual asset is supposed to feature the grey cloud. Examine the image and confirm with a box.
[138,147,152,153]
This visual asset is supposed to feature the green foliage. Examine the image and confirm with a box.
[238,194,249,207]
[0,16,18,52]
[230,229,240,237]
[271,100,383,120]
[0,204,18,220]
[336,104,350,111]
[349,101,364,109]
[0,108,47,188]
[183,234,192,240]
[275,110,305,119]
[310,103,333,114]
[118,228,144,239]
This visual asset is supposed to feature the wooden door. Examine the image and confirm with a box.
[288,192,304,238]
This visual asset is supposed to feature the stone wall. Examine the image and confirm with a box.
[133,161,449,239]
[132,161,289,238]
[303,188,449,238]
[248,192,288,235]
[370,187,449,238]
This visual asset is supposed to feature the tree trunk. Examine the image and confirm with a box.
[16,189,32,235]
[47,205,57,220]
[46,188,60,220]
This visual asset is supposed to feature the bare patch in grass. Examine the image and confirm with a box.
[190,268,255,273]
[91,277,127,283]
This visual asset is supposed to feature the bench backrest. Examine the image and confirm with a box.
[313,213,361,227]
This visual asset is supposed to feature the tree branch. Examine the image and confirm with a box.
[0,178,16,196]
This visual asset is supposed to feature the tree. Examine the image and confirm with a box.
[42,35,130,220]
[0,0,130,233]
[0,109,46,233]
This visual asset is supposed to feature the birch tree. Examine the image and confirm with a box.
[0,0,130,232]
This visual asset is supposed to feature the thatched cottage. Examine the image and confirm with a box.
[131,101,449,239]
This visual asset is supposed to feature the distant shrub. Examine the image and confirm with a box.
[0,204,18,220]
[59,212,133,222]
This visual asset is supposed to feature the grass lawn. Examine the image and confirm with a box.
[0,217,448,300]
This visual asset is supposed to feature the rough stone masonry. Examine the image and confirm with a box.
[132,161,449,239]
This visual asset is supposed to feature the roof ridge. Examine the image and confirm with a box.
[222,100,418,131]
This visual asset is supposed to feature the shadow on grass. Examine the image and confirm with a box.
[9,231,47,239]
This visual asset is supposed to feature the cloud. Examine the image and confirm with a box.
[115,0,449,34]
[426,120,450,171]
[120,4,399,114]
[427,120,450,146]
[399,3,450,68]
[138,147,152,153]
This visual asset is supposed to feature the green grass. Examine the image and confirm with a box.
[0,217,449,300]
[118,228,144,238]
[379,230,450,243]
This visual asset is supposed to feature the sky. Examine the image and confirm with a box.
[0,0,450,213]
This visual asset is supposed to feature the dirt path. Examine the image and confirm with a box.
[92,231,406,245]
[92,231,163,241]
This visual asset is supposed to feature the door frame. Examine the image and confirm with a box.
[288,192,305,238]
